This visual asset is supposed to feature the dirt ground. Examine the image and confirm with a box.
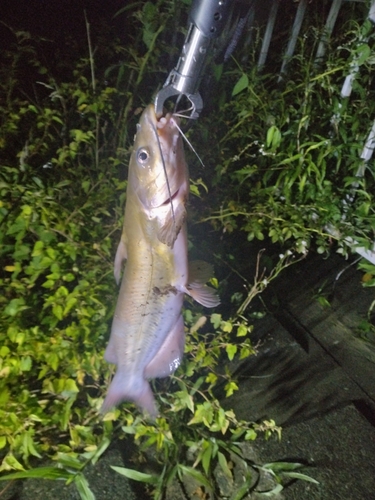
[5,401,374,500]
[252,404,375,499]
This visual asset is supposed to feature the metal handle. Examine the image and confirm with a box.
[190,0,231,39]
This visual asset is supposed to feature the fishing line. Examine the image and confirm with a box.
[152,122,177,230]
[173,119,205,169]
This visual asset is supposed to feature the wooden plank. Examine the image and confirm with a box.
[221,312,369,425]
[285,294,375,402]
[221,252,375,426]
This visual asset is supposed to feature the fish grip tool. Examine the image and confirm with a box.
[154,0,233,124]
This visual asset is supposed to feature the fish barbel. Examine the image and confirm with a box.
[102,104,219,416]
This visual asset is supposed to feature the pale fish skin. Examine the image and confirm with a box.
[102,104,219,416]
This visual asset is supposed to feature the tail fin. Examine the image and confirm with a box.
[101,371,158,418]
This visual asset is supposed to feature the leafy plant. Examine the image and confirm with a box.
[196,9,375,266]
[0,31,122,500]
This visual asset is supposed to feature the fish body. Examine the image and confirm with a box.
[102,104,219,416]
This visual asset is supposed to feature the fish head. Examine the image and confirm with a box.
[127,104,189,246]
[129,104,188,212]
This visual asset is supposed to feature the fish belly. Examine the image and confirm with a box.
[102,226,187,415]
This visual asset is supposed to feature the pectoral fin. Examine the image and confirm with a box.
[157,203,186,247]
[183,260,220,308]
[186,285,220,308]
[114,237,127,285]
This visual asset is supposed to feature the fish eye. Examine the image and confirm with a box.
[137,147,150,165]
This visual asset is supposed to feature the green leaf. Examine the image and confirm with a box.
[63,296,77,317]
[282,471,319,484]
[0,387,10,406]
[111,466,159,484]
[188,401,214,427]
[89,438,111,466]
[201,443,212,475]
[52,304,63,320]
[81,180,91,193]
[355,43,371,66]
[190,185,200,197]
[4,298,27,317]
[20,356,32,372]
[0,346,10,357]
[226,344,237,361]
[175,389,194,412]
[245,429,257,441]
[21,205,32,216]
[221,321,233,333]
[218,451,232,479]
[32,240,44,257]
[0,467,74,481]
[42,279,55,288]
[205,372,218,386]
[47,352,59,371]
[74,473,96,500]
[230,472,252,500]
[232,74,249,96]
[257,483,284,496]
[177,464,213,492]
[23,431,42,458]
[63,273,76,282]
[266,125,281,149]
[213,63,223,81]
[262,461,304,472]
[55,453,83,471]
[236,324,247,337]
[0,437,7,450]
[224,381,238,397]
[210,313,222,329]
[61,379,79,398]
[33,175,44,189]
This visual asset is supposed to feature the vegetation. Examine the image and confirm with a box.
[1,1,374,498]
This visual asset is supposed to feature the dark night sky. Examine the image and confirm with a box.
[1,0,143,95]
[2,0,128,50]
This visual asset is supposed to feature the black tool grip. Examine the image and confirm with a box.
[189,0,232,39]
